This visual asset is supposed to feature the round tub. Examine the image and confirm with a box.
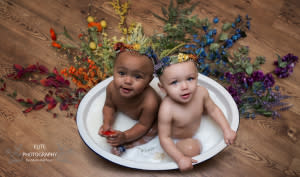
[76,74,239,170]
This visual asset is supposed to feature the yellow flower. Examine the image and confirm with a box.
[178,53,184,62]
[183,54,189,61]
[133,44,141,50]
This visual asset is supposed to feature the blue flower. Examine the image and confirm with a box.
[198,58,205,64]
[246,21,251,29]
[213,17,219,24]
[225,39,233,48]
[208,29,217,36]
[161,56,170,66]
[236,15,241,23]
[193,38,200,43]
[206,38,214,45]
[232,35,238,41]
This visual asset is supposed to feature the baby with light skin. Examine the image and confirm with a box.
[156,55,237,172]
[99,49,161,155]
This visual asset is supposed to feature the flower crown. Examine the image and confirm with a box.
[113,23,158,64]
[153,53,197,76]
[113,42,158,61]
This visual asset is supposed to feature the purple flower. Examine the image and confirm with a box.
[251,70,264,81]
[274,53,298,78]
[227,86,238,96]
[263,73,275,88]
[234,72,246,84]
[233,95,242,105]
[282,53,298,63]
[246,77,254,87]
[224,72,233,80]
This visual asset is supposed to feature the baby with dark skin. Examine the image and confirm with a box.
[98,50,161,155]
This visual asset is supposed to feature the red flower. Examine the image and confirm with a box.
[47,101,57,111]
[25,64,37,72]
[33,101,46,110]
[23,107,33,113]
[78,33,83,39]
[60,101,69,110]
[114,42,125,52]
[88,22,102,32]
[13,64,24,71]
[50,28,57,41]
[52,41,61,49]
[38,65,49,74]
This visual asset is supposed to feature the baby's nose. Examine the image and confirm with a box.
[124,76,133,84]
[180,81,188,90]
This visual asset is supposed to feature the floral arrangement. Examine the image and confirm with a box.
[0,0,298,119]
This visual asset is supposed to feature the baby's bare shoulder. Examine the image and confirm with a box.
[196,85,209,96]
[142,87,161,108]
[160,96,174,111]
[144,86,161,102]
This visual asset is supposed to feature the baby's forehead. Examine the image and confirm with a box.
[117,51,151,63]
[161,61,197,75]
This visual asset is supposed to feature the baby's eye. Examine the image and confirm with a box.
[135,75,143,79]
[171,80,178,85]
[118,71,125,76]
[187,77,194,81]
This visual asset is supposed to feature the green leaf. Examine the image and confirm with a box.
[254,56,266,66]
[279,61,287,68]
[246,64,253,75]
[262,111,273,117]
[63,26,73,40]
[62,44,77,49]
[222,23,231,31]
[219,33,228,41]
[209,43,220,52]
[90,31,98,44]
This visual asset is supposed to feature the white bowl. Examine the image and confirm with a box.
[76,74,239,170]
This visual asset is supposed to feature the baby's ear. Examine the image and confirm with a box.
[158,82,166,94]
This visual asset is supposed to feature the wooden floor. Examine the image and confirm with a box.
[0,0,300,176]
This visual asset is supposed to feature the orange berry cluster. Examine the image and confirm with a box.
[61,59,106,89]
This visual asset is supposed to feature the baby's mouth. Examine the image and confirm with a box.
[181,93,191,99]
[121,87,133,94]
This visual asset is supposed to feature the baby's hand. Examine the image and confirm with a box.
[224,129,237,145]
[106,130,126,147]
[98,124,112,136]
[177,156,197,172]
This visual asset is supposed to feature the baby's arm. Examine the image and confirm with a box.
[158,101,196,171]
[99,83,116,135]
[107,93,159,146]
[202,87,237,145]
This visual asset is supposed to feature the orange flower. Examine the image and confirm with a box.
[50,28,57,41]
[88,22,102,32]
[78,33,83,39]
[52,41,61,49]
